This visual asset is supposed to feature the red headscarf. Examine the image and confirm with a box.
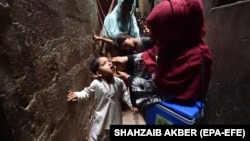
[142,0,213,100]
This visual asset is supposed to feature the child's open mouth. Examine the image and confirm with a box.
[110,65,115,72]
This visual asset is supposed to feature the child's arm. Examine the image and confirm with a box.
[67,80,96,102]
[122,91,138,113]
[67,89,91,102]
[119,79,138,113]
[92,30,115,45]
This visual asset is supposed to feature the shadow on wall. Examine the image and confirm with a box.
[0,101,15,141]
[0,3,11,33]
[0,3,14,141]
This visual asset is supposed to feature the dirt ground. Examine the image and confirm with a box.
[122,109,146,125]
[121,101,147,125]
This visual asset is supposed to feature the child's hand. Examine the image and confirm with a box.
[130,106,138,113]
[90,72,101,79]
[67,91,78,102]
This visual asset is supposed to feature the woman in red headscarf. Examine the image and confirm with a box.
[112,0,213,106]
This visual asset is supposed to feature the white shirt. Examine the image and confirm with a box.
[75,76,132,135]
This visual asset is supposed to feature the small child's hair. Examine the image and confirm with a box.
[90,55,101,75]
[114,34,131,49]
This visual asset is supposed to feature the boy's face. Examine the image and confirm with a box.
[121,37,134,51]
[97,57,115,77]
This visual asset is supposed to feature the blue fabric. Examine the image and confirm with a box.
[103,0,140,40]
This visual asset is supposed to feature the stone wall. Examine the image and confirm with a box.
[0,0,98,140]
[1,0,250,140]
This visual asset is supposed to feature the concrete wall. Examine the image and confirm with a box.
[202,0,250,124]
[135,0,250,124]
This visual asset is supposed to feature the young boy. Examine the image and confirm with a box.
[67,55,138,141]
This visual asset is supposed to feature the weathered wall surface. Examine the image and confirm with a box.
[202,0,250,124]
[1,0,250,140]
[0,0,98,140]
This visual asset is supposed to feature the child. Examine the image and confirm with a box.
[92,30,154,60]
[67,55,138,141]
